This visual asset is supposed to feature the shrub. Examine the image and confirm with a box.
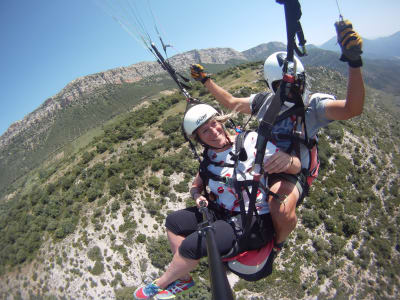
[109,177,125,196]
[342,217,360,237]
[122,191,133,203]
[81,151,94,164]
[111,200,121,212]
[136,234,146,244]
[329,235,345,255]
[61,175,75,191]
[115,286,137,300]
[160,115,182,135]
[312,237,330,252]
[302,210,322,229]
[88,246,103,262]
[147,236,173,270]
[317,263,335,279]
[148,176,161,189]
[96,142,108,154]
[143,198,162,216]
[174,181,189,193]
[159,185,169,196]
[90,261,104,275]
[324,218,338,233]
[87,186,102,202]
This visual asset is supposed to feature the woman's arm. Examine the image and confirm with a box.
[190,173,209,207]
[204,79,252,114]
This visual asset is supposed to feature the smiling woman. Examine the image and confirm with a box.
[133,102,280,298]
[196,118,231,150]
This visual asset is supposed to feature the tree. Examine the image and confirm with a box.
[109,176,125,196]
[342,217,360,238]
[302,210,322,229]
[148,176,161,189]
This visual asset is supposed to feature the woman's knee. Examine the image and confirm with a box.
[165,207,200,236]
[179,235,204,260]
[165,211,180,233]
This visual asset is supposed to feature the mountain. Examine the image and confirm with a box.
[320,31,400,60]
[0,60,399,299]
[242,41,286,61]
[0,48,246,196]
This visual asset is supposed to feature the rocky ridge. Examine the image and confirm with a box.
[0,47,246,149]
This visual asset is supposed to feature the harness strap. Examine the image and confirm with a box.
[274,103,305,124]
[276,0,307,60]
[243,86,283,237]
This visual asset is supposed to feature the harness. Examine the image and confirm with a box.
[270,96,320,196]
[197,130,280,256]
[180,0,313,276]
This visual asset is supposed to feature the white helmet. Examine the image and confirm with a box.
[263,51,305,89]
[183,104,218,136]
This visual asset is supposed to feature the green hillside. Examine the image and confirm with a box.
[0,62,399,299]
[0,75,176,197]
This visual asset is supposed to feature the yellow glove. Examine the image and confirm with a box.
[335,19,363,67]
[190,64,210,84]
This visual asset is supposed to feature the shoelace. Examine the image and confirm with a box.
[144,283,160,295]
[168,282,184,294]
[167,279,192,294]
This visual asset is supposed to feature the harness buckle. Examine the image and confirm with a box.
[224,177,235,188]
[274,193,288,205]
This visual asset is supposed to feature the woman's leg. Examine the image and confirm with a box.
[159,217,236,289]
[164,207,203,283]
[155,251,199,289]
[166,229,191,281]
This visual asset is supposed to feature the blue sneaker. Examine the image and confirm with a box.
[133,281,175,299]
[165,277,195,296]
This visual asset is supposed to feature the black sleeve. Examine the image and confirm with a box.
[251,92,272,115]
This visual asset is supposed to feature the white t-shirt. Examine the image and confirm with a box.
[206,131,277,215]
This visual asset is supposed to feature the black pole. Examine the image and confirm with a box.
[199,204,234,300]
[282,1,295,63]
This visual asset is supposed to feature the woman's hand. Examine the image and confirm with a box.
[195,194,208,208]
[264,151,295,174]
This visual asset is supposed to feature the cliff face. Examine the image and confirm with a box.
[0,62,159,149]
[0,48,246,150]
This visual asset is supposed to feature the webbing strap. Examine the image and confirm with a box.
[242,86,284,236]
[276,0,307,61]
[274,103,304,124]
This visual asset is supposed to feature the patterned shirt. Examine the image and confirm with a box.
[206,132,277,214]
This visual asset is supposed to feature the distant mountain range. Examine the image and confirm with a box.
[319,31,400,60]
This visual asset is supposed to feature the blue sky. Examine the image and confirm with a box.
[1,0,399,136]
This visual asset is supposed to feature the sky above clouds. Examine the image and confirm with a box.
[1,0,399,135]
